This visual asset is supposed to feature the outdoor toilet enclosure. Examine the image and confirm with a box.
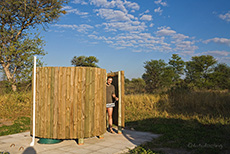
[30,67,124,142]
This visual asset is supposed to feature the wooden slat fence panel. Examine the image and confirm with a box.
[31,67,106,139]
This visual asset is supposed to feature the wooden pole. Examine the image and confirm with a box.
[118,71,122,134]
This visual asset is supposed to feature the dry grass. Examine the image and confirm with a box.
[0,92,32,120]
[124,91,230,154]
[1,90,229,124]
[124,91,230,125]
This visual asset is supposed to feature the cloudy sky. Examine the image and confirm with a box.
[39,0,230,79]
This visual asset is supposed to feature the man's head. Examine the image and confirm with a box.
[107,77,113,85]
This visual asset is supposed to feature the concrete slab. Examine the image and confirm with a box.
[0,129,160,154]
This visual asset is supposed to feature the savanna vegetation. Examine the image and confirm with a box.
[0,1,229,153]
[0,54,229,154]
[125,92,230,154]
[124,54,230,154]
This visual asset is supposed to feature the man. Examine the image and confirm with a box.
[106,77,119,133]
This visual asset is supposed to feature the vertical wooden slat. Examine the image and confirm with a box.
[102,69,107,134]
[46,67,50,137]
[69,67,75,138]
[99,69,106,135]
[65,67,70,138]
[84,67,90,137]
[61,67,67,138]
[73,68,78,138]
[89,68,94,137]
[90,68,96,136]
[57,67,63,138]
[118,71,122,134]
[76,67,82,138]
[81,67,86,138]
[46,67,51,138]
[50,67,55,138]
[53,67,59,138]
[98,68,102,135]
[94,68,99,136]
[41,67,46,138]
[36,67,42,137]
[121,71,125,127]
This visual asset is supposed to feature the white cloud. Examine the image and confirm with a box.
[115,0,128,13]
[154,0,167,6]
[139,10,150,17]
[139,33,156,39]
[174,40,198,52]
[155,27,198,53]
[154,7,163,15]
[62,6,88,16]
[105,40,114,44]
[72,0,88,5]
[90,0,128,13]
[77,24,94,32]
[180,50,195,56]
[203,37,230,45]
[201,50,230,57]
[90,0,108,7]
[62,6,72,10]
[149,23,154,27]
[53,24,78,29]
[95,9,132,22]
[219,11,230,22]
[219,57,230,64]
[59,1,200,55]
[172,33,189,43]
[102,21,146,32]
[156,27,176,36]
[140,15,153,21]
[67,9,89,15]
[89,0,139,13]
[88,34,106,40]
[124,1,140,10]
[53,24,93,33]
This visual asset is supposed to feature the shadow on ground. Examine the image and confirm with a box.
[22,147,37,154]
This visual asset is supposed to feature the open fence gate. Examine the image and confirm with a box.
[107,71,125,134]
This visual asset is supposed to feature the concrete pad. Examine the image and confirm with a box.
[0,129,160,154]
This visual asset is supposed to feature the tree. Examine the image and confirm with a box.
[125,78,146,94]
[142,59,174,93]
[209,63,230,89]
[168,54,185,82]
[185,55,217,88]
[71,56,99,67]
[0,0,68,91]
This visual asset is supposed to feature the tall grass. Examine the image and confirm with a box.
[0,92,32,120]
[124,90,230,153]
[124,90,230,125]
[1,90,230,153]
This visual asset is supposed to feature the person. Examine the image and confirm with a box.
[106,77,119,133]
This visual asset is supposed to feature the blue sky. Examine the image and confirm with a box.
[39,0,230,79]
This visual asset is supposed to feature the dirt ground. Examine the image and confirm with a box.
[0,119,13,127]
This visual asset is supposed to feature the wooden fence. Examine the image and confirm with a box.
[30,67,107,139]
